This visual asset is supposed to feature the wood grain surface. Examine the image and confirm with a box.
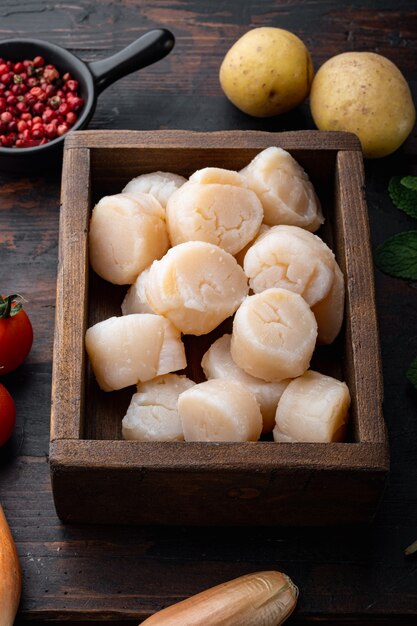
[0,0,417,623]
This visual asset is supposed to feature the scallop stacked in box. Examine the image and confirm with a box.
[86,148,351,444]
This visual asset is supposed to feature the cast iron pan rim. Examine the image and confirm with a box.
[0,37,96,155]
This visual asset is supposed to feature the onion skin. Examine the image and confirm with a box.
[140,570,298,626]
[0,505,22,626]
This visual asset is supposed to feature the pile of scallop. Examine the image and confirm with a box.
[86,147,351,444]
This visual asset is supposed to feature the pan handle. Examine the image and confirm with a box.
[87,29,174,95]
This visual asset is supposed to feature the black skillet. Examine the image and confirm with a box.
[0,30,175,172]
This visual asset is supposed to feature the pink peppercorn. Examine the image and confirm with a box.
[0,54,84,148]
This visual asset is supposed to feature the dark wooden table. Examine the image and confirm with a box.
[1,1,416,623]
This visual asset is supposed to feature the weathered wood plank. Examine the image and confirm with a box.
[50,148,91,441]
[335,150,386,444]
[65,129,361,150]
[0,0,416,621]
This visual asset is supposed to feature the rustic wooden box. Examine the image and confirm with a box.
[50,130,388,526]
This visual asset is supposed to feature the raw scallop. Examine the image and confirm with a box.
[85,314,186,391]
[121,267,154,315]
[273,370,350,442]
[89,193,169,285]
[178,379,262,442]
[235,224,270,267]
[145,241,248,335]
[311,263,345,344]
[240,147,324,231]
[243,225,336,306]
[231,288,317,382]
[122,374,195,442]
[189,167,244,186]
[201,334,290,433]
[166,167,263,255]
[123,171,187,208]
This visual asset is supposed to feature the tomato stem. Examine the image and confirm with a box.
[0,294,22,318]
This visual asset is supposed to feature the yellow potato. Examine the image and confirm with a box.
[310,52,416,158]
[219,27,314,117]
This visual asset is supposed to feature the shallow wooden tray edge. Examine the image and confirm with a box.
[50,129,388,526]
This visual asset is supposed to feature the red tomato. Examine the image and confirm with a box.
[0,294,34,375]
[0,384,16,446]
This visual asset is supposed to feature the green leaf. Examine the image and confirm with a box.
[406,356,417,391]
[401,176,417,192]
[388,176,417,219]
[375,231,417,279]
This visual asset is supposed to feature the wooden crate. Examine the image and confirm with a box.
[50,130,388,526]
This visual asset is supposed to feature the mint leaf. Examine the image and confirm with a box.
[388,176,417,219]
[375,231,417,279]
[406,356,417,391]
[401,176,417,192]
